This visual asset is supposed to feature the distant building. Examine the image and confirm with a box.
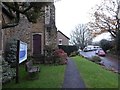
[57,30,70,45]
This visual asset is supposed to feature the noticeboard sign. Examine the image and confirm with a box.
[19,41,27,64]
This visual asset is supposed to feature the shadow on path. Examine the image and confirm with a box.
[62,57,86,88]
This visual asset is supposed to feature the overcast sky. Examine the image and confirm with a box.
[54,0,112,42]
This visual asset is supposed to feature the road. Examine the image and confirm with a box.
[79,51,120,73]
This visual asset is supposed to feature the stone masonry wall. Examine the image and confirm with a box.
[2,3,57,56]
[3,15,44,56]
[45,3,57,49]
[45,26,57,49]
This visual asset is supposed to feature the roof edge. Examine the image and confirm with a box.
[57,30,70,40]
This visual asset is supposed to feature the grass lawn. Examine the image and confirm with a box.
[3,64,66,88]
[72,56,119,88]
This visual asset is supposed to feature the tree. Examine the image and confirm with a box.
[70,24,93,49]
[2,2,51,29]
[88,0,120,56]
[100,39,113,52]
[88,0,118,38]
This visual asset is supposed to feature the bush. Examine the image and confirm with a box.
[44,45,55,64]
[69,51,78,57]
[4,39,17,68]
[53,49,68,65]
[2,57,16,84]
[90,56,101,63]
[44,45,53,56]
[44,46,68,65]
[58,45,78,56]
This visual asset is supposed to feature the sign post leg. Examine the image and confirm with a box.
[16,40,20,83]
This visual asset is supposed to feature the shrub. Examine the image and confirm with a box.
[58,45,78,56]
[4,39,17,68]
[2,57,16,84]
[44,46,68,65]
[69,51,78,57]
[44,45,53,56]
[90,56,101,63]
[53,49,67,65]
[44,45,55,64]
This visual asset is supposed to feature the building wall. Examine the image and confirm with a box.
[2,15,45,56]
[0,10,2,55]
[0,30,2,50]
[30,17,45,55]
[0,30,2,55]
[57,31,69,45]
[44,3,57,49]
[2,3,57,56]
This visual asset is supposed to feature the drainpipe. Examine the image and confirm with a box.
[43,6,46,64]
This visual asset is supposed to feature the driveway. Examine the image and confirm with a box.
[79,51,120,73]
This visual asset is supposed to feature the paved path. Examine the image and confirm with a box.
[62,57,86,88]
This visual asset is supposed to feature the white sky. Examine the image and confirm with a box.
[93,32,112,42]
[54,0,110,41]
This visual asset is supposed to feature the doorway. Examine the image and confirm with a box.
[33,34,42,55]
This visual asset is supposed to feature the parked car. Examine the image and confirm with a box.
[83,45,94,52]
[93,46,100,51]
[83,47,89,52]
[98,50,106,56]
[95,48,102,54]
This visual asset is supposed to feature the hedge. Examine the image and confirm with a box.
[58,45,78,56]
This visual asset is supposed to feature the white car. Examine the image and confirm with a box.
[83,47,89,52]
[83,46,94,52]
[93,46,100,50]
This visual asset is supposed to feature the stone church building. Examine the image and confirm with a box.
[1,2,57,57]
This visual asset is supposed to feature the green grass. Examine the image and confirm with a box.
[3,64,66,88]
[72,56,119,88]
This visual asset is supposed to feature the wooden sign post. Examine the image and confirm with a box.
[16,40,20,83]
[15,40,27,83]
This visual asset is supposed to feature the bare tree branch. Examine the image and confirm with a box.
[88,0,118,38]
[2,2,20,29]
[2,2,49,29]
[70,24,93,49]
[3,2,33,14]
